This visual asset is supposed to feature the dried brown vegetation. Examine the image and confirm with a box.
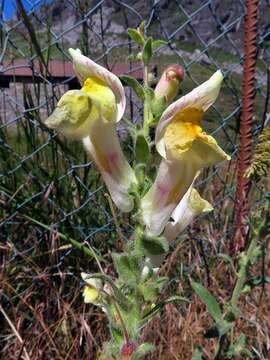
[1,220,269,359]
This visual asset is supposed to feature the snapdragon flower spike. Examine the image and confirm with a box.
[141,70,230,236]
[45,48,137,212]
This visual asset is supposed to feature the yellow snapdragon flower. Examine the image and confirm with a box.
[45,49,137,212]
[141,71,230,236]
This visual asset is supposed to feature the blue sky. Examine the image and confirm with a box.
[2,0,50,20]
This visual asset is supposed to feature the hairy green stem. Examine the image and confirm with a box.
[134,226,143,257]
[231,231,258,308]
[110,295,129,343]
[143,65,152,137]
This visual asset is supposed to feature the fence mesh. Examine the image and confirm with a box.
[0,0,269,358]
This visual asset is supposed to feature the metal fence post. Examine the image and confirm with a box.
[234,0,259,252]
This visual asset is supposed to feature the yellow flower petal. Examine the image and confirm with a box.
[142,71,229,236]
[82,77,117,122]
[191,132,231,167]
[83,286,99,304]
[164,107,204,159]
[45,90,94,139]
[188,188,213,215]
[68,48,126,122]
[156,70,223,159]
[81,272,102,304]
[45,75,117,139]
[45,49,136,213]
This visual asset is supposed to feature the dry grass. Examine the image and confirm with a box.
[1,219,269,359]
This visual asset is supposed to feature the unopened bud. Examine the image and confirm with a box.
[137,21,145,37]
[154,64,184,103]
[120,341,137,359]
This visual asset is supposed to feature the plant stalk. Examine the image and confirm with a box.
[143,65,152,137]
[231,230,258,308]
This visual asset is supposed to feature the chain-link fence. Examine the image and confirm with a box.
[0,0,269,358]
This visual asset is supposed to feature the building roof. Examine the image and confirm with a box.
[0,59,154,87]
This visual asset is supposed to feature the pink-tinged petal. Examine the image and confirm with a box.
[156,70,223,159]
[141,158,198,236]
[148,186,212,268]
[83,115,137,212]
[68,48,126,123]
[141,131,228,236]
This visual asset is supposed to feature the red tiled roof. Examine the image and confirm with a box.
[0,59,150,79]
[0,59,74,77]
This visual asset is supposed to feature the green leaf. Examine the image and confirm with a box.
[131,343,155,360]
[192,348,202,360]
[120,75,145,99]
[191,281,222,323]
[250,245,262,264]
[112,253,140,284]
[216,319,233,336]
[142,295,189,322]
[152,39,167,49]
[141,235,169,256]
[227,333,254,358]
[162,295,189,305]
[142,37,152,66]
[144,86,155,100]
[241,349,254,358]
[110,328,123,346]
[135,133,150,163]
[101,339,120,359]
[127,28,144,46]
[121,307,141,338]
[138,21,145,35]
[138,283,158,302]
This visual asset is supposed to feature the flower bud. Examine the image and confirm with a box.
[154,64,184,104]
[120,341,137,360]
